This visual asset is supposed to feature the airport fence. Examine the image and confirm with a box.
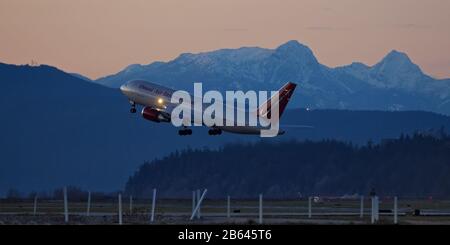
[1,189,450,225]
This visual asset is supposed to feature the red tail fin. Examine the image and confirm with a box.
[258,82,297,119]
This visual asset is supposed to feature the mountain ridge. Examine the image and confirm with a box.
[94,40,450,115]
[1,58,450,195]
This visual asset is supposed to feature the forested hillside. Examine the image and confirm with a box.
[125,131,450,198]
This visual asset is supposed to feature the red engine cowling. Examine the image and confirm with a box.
[141,107,168,123]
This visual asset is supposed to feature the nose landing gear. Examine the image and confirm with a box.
[129,101,137,113]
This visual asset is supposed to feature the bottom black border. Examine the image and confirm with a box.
[2,225,448,243]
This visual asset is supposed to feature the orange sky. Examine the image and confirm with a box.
[0,0,449,79]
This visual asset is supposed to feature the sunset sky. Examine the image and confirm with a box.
[0,0,449,79]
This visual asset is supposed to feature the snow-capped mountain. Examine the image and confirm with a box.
[95,40,450,114]
[336,50,432,90]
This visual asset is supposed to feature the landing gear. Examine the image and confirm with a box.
[208,128,222,136]
[129,101,137,113]
[178,127,192,136]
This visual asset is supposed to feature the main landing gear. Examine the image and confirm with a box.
[208,128,222,136]
[130,101,137,113]
[178,127,192,136]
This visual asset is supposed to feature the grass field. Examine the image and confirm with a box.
[1,198,450,225]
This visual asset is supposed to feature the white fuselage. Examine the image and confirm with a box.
[120,80,282,135]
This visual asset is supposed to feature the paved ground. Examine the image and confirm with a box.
[1,198,450,225]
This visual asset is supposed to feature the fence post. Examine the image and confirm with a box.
[192,191,196,219]
[371,196,375,224]
[150,188,157,223]
[375,196,379,222]
[259,194,263,224]
[33,195,38,216]
[360,196,364,218]
[394,196,398,224]
[129,195,133,215]
[64,187,69,223]
[86,191,91,216]
[197,189,201,219]
[308,197,312,218]
[371,196,379,224]
[118,193,123,225]
[190,189,207,220]
[227,195,231,219]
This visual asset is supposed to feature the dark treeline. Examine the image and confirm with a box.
[4,186,119,201]
[125,129,450,199]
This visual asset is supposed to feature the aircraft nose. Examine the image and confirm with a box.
[120,84,127,93]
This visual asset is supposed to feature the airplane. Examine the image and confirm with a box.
[119,80,297,136]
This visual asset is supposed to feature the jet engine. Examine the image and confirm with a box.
[141,107,170,123]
